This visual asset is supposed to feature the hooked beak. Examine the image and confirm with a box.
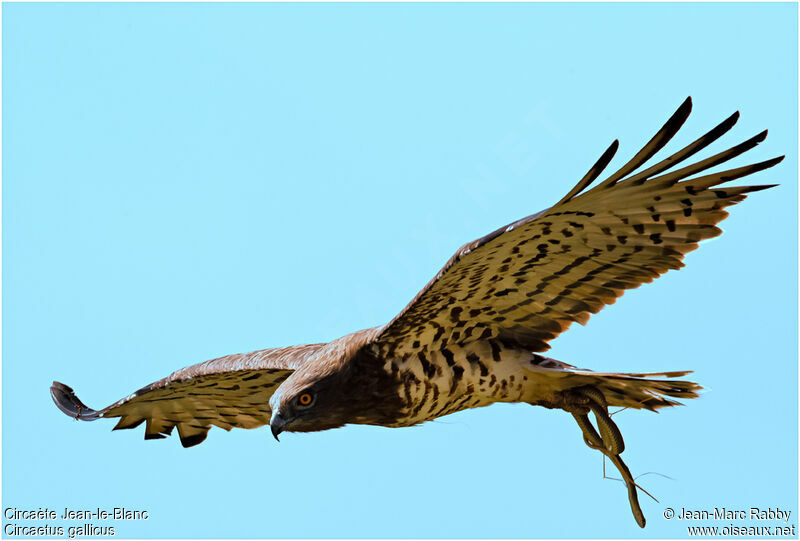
[270,412,287,442]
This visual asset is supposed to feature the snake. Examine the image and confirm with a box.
[570,387,645,528]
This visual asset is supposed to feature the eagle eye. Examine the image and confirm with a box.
[297,391,315,408]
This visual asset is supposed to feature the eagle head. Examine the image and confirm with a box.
[268,329,401,440]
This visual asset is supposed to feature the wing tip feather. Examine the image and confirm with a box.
[50,381,101,421]
[557,139,620,205]
[742,183,779,194]
[677,95,693,117]
[659,95,693,137]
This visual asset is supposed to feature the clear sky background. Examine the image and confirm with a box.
[3,2,797,539]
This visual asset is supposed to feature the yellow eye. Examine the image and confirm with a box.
[298,392,314,407]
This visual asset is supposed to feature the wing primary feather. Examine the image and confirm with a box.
[595,96,693,189]
[735,183,779,194]
[50,381,101,421]
[645,131,773,187]
[691,157,785,186]
[717,156,785,181]
[556,139,620,205]
[621,111,741,186]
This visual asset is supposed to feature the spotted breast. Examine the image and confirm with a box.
[377,339,536,426]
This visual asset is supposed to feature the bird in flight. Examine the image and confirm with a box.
[52,97,781,527]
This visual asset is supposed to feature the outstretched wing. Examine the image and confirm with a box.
[51,343,323,447]
[372,97,782,357]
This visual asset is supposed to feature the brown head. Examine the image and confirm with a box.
[268,329,402,439]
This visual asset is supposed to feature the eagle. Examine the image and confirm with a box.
[51,97,781,527]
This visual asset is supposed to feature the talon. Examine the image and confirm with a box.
[581,386,608,410]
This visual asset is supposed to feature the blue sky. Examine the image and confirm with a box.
[3,2,797,538]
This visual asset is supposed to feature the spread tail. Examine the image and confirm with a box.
[527,356,702,411]
[573,369,702,410]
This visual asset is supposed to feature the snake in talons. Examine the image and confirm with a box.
[570,387,646,528]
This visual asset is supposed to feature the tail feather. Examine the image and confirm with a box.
[527,358,702,411]
[579,370,703,410]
